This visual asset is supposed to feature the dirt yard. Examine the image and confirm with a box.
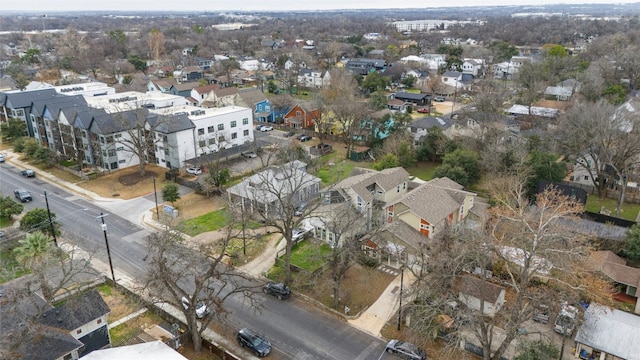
[77,165,169,199]
[296,263,395,315]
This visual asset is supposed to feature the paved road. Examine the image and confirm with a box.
[0,160,389,360]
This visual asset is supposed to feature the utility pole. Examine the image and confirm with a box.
[152,176,160,220]
[397,266,404,331]
[43,191,57,246]
[97,213,116,283]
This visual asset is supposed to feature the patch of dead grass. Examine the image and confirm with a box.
[297,263,395,315]
[77,165,169,199]
[97,285,145,322]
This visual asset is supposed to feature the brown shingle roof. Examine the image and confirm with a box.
[588,250,640,288]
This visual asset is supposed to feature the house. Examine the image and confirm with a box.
[173,66,203,83]
[355,109,395,141]
[455,275,506,317]
[407,116,453,146]
[0,286,111,360]
[226,160,322,214]
[190,84,219,106]
[333,167,411,229]
[403,69,430,87]
[387,98,411,113]
[441,71,472,91]
[83,341,189,360]
[147,78,179,94]
[419,53,447,71]
[387,177,476,239]
[392,92,431,106]
[461,59,485,77]
[574,303,640,360]
[364,218,431,267]
[200,86,239,108]
[195,57,213,70]
[345,58,387,75]
[588,250,640,314]
[297,68,330,88]
[283,104,320,129]
[237,87,274,123]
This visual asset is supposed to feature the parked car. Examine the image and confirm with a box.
[385,339,427,360]
[417,107,430,113]
[433,96,446,102]
[237,327,272,357]
[263,282,291,300]
[283,131,295,138]
[295,133,306,140]
[0,230,6,239]
[21,169,35,177]
[260,125,274,132]
[255,124,264,131]
[241,151,257,158]
[554,302,579,335]
[299,135,312,142]
[293,203,306,216]
[186,167,202,175]
[181,297,210,319]
[0,153,6,162]
[14,189,32,202]
[292,228,306,241]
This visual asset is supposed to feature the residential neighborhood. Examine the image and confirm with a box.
[3,3,640,360]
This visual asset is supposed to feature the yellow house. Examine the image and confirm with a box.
[314,109,349,136]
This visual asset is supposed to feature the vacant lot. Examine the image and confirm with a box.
[77,165,169,199]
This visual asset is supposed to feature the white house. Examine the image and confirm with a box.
[297,69,330,88]
[461,58,485,77]
[456,275,506,317]
[420,53,447,71]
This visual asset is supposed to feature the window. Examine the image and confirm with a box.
[107,149,116,156]
[116,146,124,151]
[114,134,122,138]
[119,159,126,164]
[102,150,107,156]
[231,120,237,128]
[64,354,73,360]
[397,185,400,193]
[231,132,237,139]
[198,128,205,135]
[162,135,168,142]
[164,148,170,155]
[218,135,225,142]
[106,136,114,143]
[97,318,102,324]
[584,176,589,181]
[208,126,214,133]
[111,162,118,169]
[403,182,406,190]
[199,140,206,148]
[243,118,249,125]
[208,138,216,145]
[218,124,224,130]
[243,129,249,136]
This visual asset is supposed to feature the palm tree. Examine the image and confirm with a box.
[13,231,55,301]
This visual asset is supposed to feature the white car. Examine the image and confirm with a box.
[186,167,202,175]
[292,228,306,241]
[259,125,273,132]
[181,297,210,319]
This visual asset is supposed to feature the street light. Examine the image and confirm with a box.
[96,212,116,283]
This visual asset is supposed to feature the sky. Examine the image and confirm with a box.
[5,0,640,12]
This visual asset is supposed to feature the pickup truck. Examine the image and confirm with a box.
[554,303,579,335]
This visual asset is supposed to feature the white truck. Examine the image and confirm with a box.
[554,302,579,335]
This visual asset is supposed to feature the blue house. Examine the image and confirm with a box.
[354,109,395,142]
[238,87,275,123]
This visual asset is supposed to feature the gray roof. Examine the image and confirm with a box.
[38,289,110,331]
[227,161,321,204]
[238,87,268,108]
[372,220,431,252]
[334,167,410,203]
[575,303,640,360]
[150,113,195,134]
[1,88,58,108]
[408,116,452,130]
[90,108,149,135]
[392,177,474,225]
[394,92,430,101]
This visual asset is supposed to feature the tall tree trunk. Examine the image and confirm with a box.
[284,241,293,285]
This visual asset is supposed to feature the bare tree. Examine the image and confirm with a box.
[312,201,369,308]
[144,215,259,353]
[409,175,608,360]
[147,28,166,64]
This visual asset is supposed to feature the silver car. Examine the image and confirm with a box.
[385,339,427,360]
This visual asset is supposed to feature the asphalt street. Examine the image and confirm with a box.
[0,159,392,360]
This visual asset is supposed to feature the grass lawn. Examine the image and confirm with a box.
[405,161,439,181]
[109,311,162,346]
[0,248,28,283]
[180,208,229,236]
[288,240,332,271]
[585,196,640,221]
[0,217,13,228]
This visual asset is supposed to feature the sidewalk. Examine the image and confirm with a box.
[5,149,404,340]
